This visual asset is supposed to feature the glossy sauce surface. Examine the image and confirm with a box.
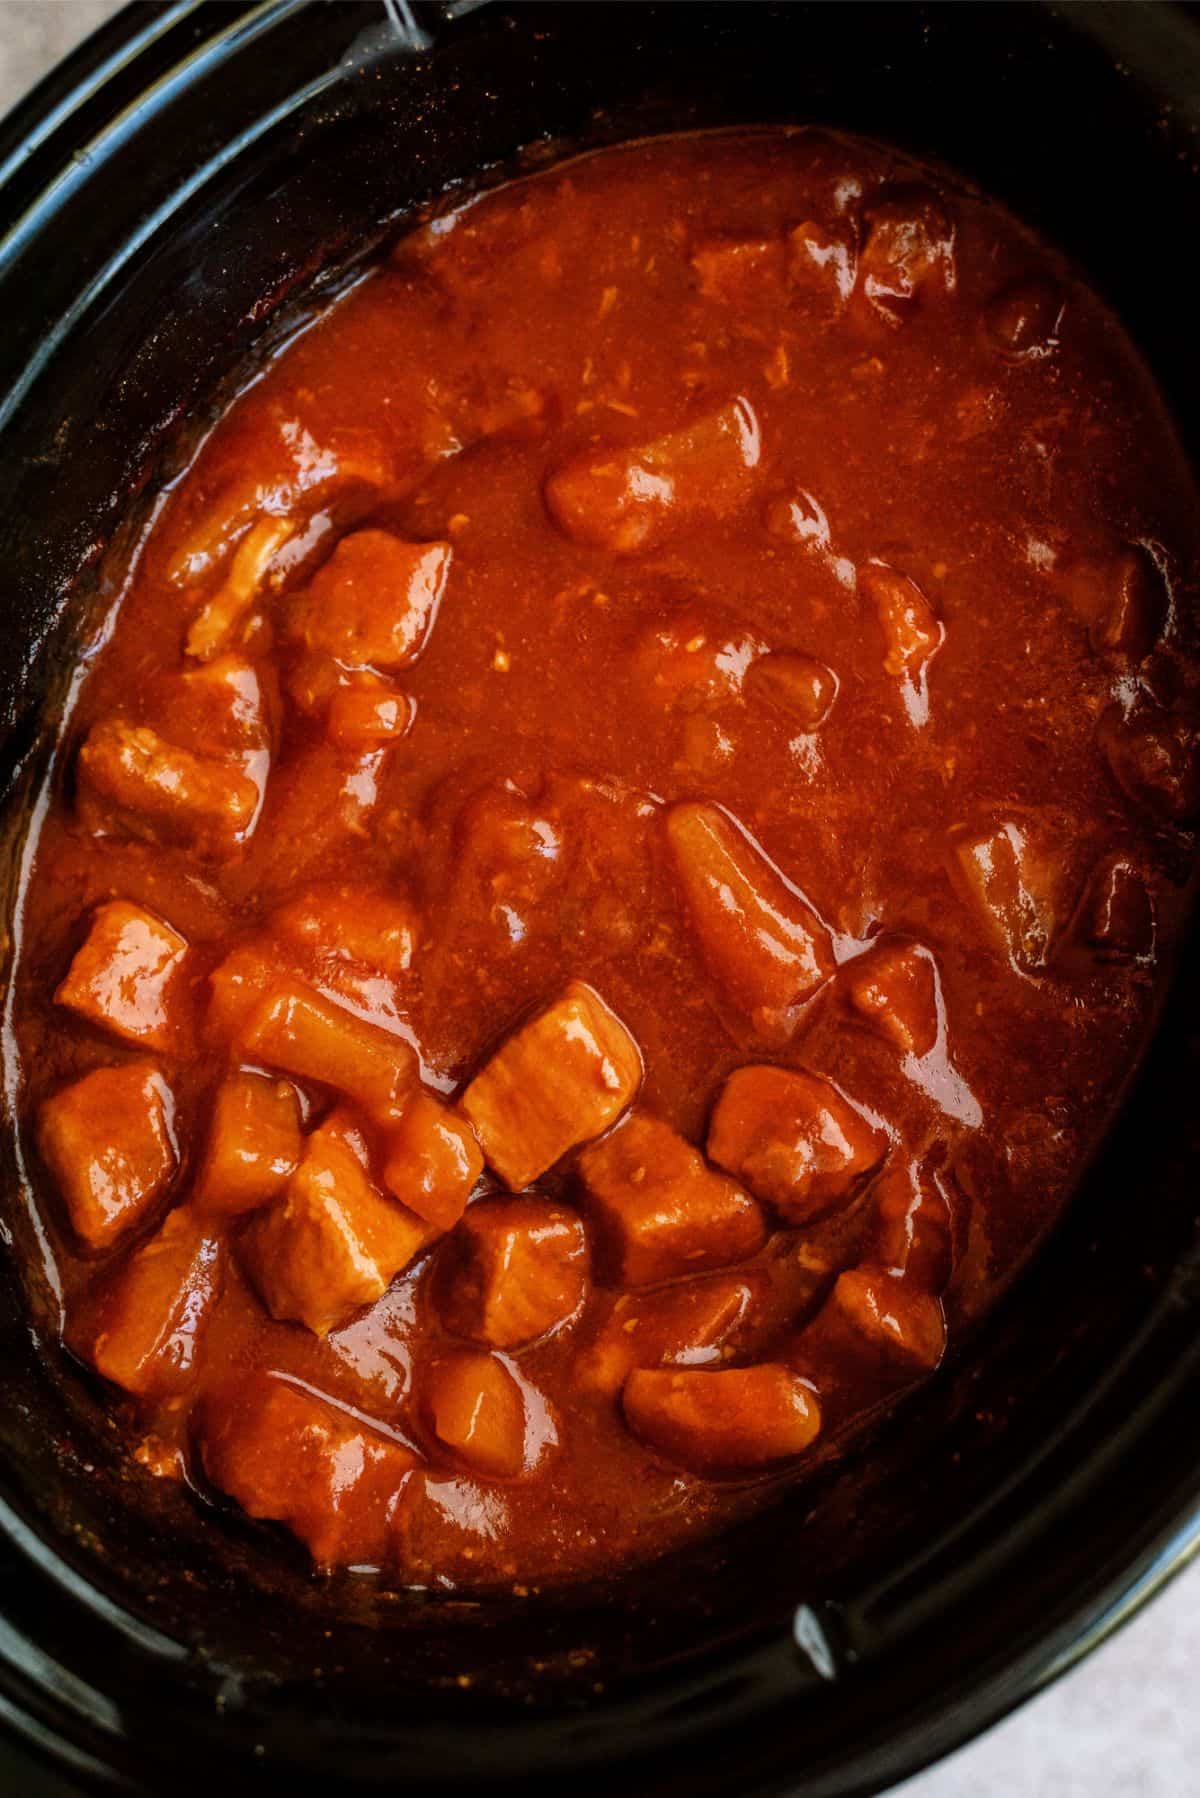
[7,129,1200,1590]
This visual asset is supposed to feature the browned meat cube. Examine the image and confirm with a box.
[666,802,833,1041]
[870,1158,954,1291]
[858,561,944,725]
[205,942,288,1044]
[391,1471,513,1586]
[577,1110,766,1287]
[87,1209,222,1396]
[828,1264,946,1369]
[859,188,955,322]
[633,609,765,712]
[577,1273,760,1395]
[950,820,1063,972]
[707,1065,885,1223]
[55,900,189,1053]
[544,397,761,554]
[787,217,857,309]
[77,718,260,858]
[438,1195,588,1348]
[1077,854,1156,963]
[422,1350,530,1478]
[690,234,786,305]
[1090,545,1167,664]
[461,980,642,1191]
[326,678,414,748]
[623,1363,821,1471]
[200,1374,417,1567]
[38,1061,177,1251]
[239,1110,432,1336]
[382,1092,483,1232]
[745,651,839,729]
[238,979,416,1127]
[985,276,1065,360]
[269,884,419,981]
[1098,703,1200,823]
[844,938,939,1058]
[192,1070,303,1216]
[185,515,294,660]
[286,529,451,671]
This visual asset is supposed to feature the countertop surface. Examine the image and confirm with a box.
[1,2,1198,1794]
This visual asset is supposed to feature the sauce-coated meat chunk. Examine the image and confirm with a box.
[1077,854,1155,963]
[633,609,764,711]
[238,980,416,1126]
[858,561,944,724]
[667,803,833,1041]
[745,651,838,729]
[286,529,451,671]
[185,516,293,661]
[577,1110,765,1287]
[845,939,939,1058]
[87,1209,222,1396]
[708,1065,885,1222]
[828,1265,946,1369]
[39,1061,176,1251]
[623,1364,821,1471]
[951,820,1062,972]
[382,1092,482,1232]
[859,187,955,321]
[192,1071,303,1216]
[423,1350,531,1478]
[462,981,642,1191]
[870,1158,954,1291]
[240,1111,431,1336]
[77,718,260,858]
[391,1473,513,1587]
[55,901,189,1053]
[200,1376,416,1567]
[1098,704,1200,823]
[270,884,419,982]
[578,1274,759,1395]
[326,678,414,749]
[1089,545,1168,664]
[438,1196,588,1348]
[544,397,761,553]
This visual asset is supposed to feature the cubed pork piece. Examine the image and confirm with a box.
[237,979,416,1127]
[55,900,189,1053]
[438,1195,588,1348]
[192,1070,303,1216]
[326,677,415,749]
[1077,854,1156,962]
[239,1110,432,1336]
[286,529,451,671]
[666,802,833,1040]
[185,515,294,660]
[623,1363,821,1471]
[633,609,765,712]
[858,561,944,725]
[744,651,839,730]
[870,1158,954,1291]
[461,980,642,1190]
[577,1110,766,1287]
[1098,703,1200,824]
[391,1471,513,1586]
[269,884,419,982]
[708,1065,886,1223]
[200,1374,417,1566]
[828,1264,946,1370]
[984,276,1065,360]
[382,1092,483,1232]
[170,655,276,767]
[88,1208,222,1397]
[422,1350,530,1479]
[77,718,260,858]
[577,1274,760,1395]
[787,217,857,308]
[950,820,1063,972]
[844,938,939,1058]
[1090,545,1167,664]
[858,188,955,322]
[38,1061,177,1251]
[544,397,761,554]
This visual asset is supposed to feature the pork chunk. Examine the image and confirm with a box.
[577,1110,766,1287]
[438,1195,588,1348]
[382,1092,483,1232]
[745,651,839,729]
[859,188,955,321]
[870,1158,954,1291]
[462,980,642,1191]
[77,718,260,857]
[286,529,451,671]
[55,901,189,1053]
[269,884,419,981]
[707,1064,885,1222]
[577,1274,760,1395]
[623,1363,821,1471]
[828,1264,946,1369]
[666,802,833,1040]
[88,1209,222,1396]
[858,561,944,724]
[200,1375,417,1566]
[951,820,1063,972]
[845,938,939,1057]
[39,1061,176,1251]
[240,1110,432,1336]
[238,980,416,1126]
[192,1071,303,1216]
[326,678,415,749]
[423,1350,529,1479]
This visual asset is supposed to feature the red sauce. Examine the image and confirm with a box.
[6,128,1199,1590]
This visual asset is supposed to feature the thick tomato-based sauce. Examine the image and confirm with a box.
[6,129,1199,1590]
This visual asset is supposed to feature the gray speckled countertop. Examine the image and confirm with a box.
[1,3,1196,1793]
